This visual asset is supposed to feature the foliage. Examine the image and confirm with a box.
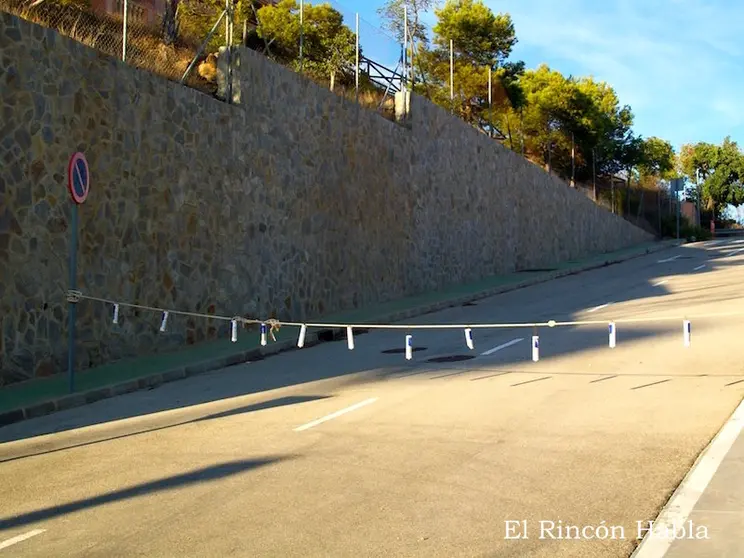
[376,0,433,44]
[432,0,516,66]
[257,0,357,89]
[660,215,712,241]
[677,138,744,219]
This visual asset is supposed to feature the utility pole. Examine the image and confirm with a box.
[696,169,701,227]
[675,178,681,239]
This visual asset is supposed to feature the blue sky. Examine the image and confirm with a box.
[337,0,744,153]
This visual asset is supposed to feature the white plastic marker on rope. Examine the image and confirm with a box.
[297,324,307,348]
[260,323,267,346]
[684,319,691,347]
[464,328,474,350]
[532,335,539,362]
[609,322,616,348]
[113,304,120,324]
[231,319,238,343]
[405,334,413,360]
[159,311,169,332]
[347,326,355,350]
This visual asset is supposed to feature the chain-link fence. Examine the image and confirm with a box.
[1,0,231,95]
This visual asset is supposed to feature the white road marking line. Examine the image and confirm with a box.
[0,529,46,550]
[631,398,744,558]
[725,247,744,256]
[480,337,524,356]
[652,280,668,286]
[587,302,612,313]
[293,398,378,432]
[693,264,706,271]
[657,255,681,263]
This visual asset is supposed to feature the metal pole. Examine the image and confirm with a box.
[657,187,662,236]
[611,179,615,213]
[696,169,701,227]
[355,12,359,102]
[449,39,454,109]
[67,204,79,393]
[299,0,304,73]
[122,0,128,61]
[403,6,408,85]
[570,132,575,187]
[225,0,233,103]
[180,10,227,84]
[487,66,492,138]
[592,147,597,201]
[676,180,680,239]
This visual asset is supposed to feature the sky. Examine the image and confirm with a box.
[337,0,744,154]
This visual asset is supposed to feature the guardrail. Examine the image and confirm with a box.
[714,229,744,236]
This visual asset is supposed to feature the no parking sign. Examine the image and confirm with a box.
[66,151,90,395]
[67,152,90,204]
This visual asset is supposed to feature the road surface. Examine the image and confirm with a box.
[1,240,743,557]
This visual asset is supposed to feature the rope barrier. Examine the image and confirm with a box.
[66,289,742,359]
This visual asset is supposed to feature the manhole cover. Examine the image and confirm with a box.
[427,355,476,363]
[381,347,428,354]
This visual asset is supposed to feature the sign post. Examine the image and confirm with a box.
[67,152,90,393]
[671,178,683,239]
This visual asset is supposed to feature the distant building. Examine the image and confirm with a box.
[681,201,698,225]
[91,0,167,27]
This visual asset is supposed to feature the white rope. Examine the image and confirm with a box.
[67,290,744,334]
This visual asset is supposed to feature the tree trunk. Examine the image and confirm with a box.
[162,0,179,46]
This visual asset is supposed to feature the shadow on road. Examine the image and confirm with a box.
[0,395,329,462]
[0,455,294,532]
[1,240,744,446]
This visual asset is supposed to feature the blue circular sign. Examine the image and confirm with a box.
[67,152,90,204]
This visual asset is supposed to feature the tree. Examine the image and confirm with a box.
[432,0,517,67]
[639,137,675,179]
[376,0,433,44]
[415,0,520,130]
[677,138,744,219]
[257,0,357,90]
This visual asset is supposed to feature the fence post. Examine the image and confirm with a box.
[299,0,304,73]
[592,147,597,201]
[487,66,492,138]
[657,190,661,236]
[355,13,359,102]
[122,0,128,61]
[449,39,454,112]
[403,6,408,84]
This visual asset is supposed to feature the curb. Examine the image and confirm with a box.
[0,240,681,429]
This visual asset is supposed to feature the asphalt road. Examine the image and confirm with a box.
[1,240,744,557]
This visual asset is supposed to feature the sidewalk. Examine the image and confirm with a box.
[632,397,744,558]
[0,239,680,427]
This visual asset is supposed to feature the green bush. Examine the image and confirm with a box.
[660,215,711,242]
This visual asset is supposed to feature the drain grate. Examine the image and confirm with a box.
[381,347,428,354]
[427,355,476,363]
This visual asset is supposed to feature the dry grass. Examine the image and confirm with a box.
[1,0,217,95]
[2,0,401,120]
